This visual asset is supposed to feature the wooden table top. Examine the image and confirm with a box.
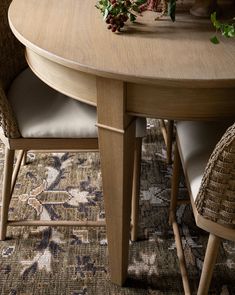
[9,0,235,88]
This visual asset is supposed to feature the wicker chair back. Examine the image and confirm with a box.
[0,0,27,138]
[196,123,235,228]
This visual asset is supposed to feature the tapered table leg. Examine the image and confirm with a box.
[97,77,135,286]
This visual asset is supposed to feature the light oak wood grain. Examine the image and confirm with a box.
[96,78,136,285]
[197,234,221,295]
[131,138,142,241]
[6,137,99,151]
[7,220,106,227]
[26,49,97,106]
[126,84,235,120]
[8,0,235,88]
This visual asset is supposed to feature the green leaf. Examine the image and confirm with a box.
[129,13,137,22]
[168,0,176,22]
[132,4,140,13]
[211,12,221,30]
[135,0,147,4]
[228,29,235,37]
[210,35,220,44]
[210,12,216,24]
[221,24,235,38]
[103,8,109,20]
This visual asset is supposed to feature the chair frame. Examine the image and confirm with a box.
[0,133,142,241]
[169,133,235,295]
[159,119,174,164]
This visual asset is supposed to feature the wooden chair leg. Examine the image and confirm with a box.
[169,143,191,294]
[166,120,174,165]
[159,119,174,165]
[131,138,142,242]
[197,234,221,295]
[22,150,27,165]
[0,148,15,240]
[169,142,180,225]
[11,150,25,196]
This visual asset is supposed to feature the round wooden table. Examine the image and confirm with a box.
[9,0,235,286]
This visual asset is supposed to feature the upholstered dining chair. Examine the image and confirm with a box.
[0,0,146,241]
[169,121,235,294]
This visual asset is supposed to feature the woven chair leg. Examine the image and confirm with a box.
[131,138,142,242]
[0,148,15,240]
[197,234,221,295]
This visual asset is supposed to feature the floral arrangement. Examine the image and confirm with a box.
[96,0,176,32]
[96,0,235,44]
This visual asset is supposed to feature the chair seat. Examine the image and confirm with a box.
[8,68,146,138]
[176,121,233,201]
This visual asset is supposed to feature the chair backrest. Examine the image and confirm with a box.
[0,0,27,138]
[195,122,235,228]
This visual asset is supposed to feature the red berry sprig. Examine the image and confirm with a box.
[106,12,128,32]
[96,0,147,32]
[96,0,177,32]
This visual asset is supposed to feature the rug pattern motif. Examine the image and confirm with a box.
[0,120,234,295]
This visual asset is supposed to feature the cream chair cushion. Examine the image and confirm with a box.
[8,69,146,138]
[176,121,233,201]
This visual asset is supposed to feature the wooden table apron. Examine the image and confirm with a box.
[8,0,235,286]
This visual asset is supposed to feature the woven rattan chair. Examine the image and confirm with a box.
[0,0,146,241]
[169,121,235,294]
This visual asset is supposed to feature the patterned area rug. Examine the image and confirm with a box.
[0,119,234,295]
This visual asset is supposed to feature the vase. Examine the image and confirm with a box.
[190,0,218,17]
